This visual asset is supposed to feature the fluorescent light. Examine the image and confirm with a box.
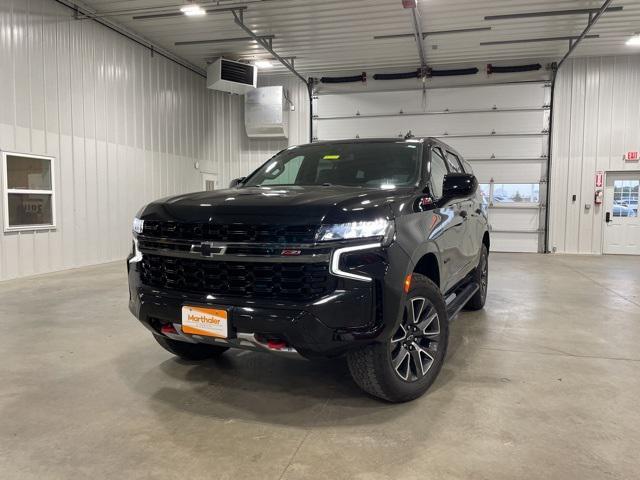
[254,60,274,69]
[626,33,640,46]
[180,4,206,16]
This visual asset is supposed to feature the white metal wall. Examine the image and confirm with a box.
[313,71,551,253]
[0,0,209,280]
[549,55,640,254]
[201,75,310,189]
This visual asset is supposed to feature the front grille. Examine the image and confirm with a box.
[139,254,335,300]
[138,239,191,253]
[143,221,317,244]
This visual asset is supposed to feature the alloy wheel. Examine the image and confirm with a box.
[390,297,441,382]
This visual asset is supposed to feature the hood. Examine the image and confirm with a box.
[140,185,415,225]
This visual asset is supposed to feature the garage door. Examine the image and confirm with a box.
[312,81,551,253]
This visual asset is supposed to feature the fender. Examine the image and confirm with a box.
[377,209,445,342]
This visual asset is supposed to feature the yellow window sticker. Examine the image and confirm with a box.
[323,154,340,160]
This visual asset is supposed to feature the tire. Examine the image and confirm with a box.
[464,244,488,311]
[346,274,449,403]
[153,335,229,360]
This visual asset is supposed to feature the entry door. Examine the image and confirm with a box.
[604,172,640,255]
[202,173,218,191]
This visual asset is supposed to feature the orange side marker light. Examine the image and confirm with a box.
[404,274,412,293]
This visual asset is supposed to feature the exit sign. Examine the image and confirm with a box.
[627,151,639,161]
[595,171,604,188]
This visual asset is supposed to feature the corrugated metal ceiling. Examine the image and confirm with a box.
[76,0,640,73]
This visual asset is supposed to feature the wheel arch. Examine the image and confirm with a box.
[413,252,440,288]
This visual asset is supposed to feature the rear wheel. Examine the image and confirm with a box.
[464,245,488,311]
[153,335,228,360]
[347,274,449,402]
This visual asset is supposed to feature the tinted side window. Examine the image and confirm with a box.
[445,151,463,173]
[429,148,448,199]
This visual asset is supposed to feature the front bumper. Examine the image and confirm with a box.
[127,242,409,357]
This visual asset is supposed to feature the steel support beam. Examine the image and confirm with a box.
[557,0,613,69]
[78,2,248,18]
[406,4,428,69]
[374,27,491,40]
[485,5,622,20]
[231,8,308,86]
[132,6,247,20]
[481,35,598,46]
[175,35,275,46]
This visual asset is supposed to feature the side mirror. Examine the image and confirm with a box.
[229,177,246,188]
[442,173,477,201]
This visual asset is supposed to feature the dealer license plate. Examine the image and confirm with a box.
[181,306,228,338]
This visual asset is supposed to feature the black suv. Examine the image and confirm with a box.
[128,138,489,402]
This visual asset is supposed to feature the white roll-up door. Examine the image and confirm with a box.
[312,81,551,253]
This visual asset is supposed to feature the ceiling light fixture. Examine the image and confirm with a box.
[254,60,274,69]
[180,3,206,17]
[627,33,640,46]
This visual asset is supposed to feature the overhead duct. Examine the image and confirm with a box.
[373,70,422,80]
[487,63,542,74]
[245,86,289,139]
[427,67,479,77]
[320,73,367,84]
[372,67,479,80]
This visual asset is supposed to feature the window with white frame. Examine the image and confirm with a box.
[2,152,56,231]
[492,183,540,205]
[476,183,490,207]
[478,183,541,207]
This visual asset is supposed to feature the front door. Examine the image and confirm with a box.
[428,146,468,290]
[603,172,640,255]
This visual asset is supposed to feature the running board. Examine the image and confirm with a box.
[445,282,479,321]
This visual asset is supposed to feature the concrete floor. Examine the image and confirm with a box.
[1,253,639,480]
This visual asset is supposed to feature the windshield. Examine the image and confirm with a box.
[242,142,421,189]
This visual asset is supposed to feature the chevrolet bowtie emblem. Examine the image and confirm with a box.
[191,242,227,257]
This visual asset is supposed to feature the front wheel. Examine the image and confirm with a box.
[347,274,449,402]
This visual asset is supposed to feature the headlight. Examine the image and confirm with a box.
[129,237,143,264]
[132,217,144,234]
[316,219,392,242]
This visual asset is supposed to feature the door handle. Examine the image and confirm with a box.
[605,212,611,223]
